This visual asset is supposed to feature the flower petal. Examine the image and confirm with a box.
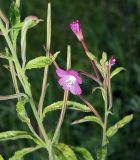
[70,20,84,41]
[70,82,82,95]
[56,68,68,78]
[58,77,70,91]
[70,20,80,33]
[69,70,82,84]
[109,56,116,66]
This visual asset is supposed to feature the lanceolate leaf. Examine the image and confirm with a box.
[92,87,105,101]
[55,143,77,160]
[42,101,91,120]
[25,56,52,70]
[9,1,20,44]
[71,116,104,128]
[107,114,133,138]
[9,146,41,160]
[0,131,38,143]
[0,155,4,160]
[110,67,125,79]
[71,146,94,160]
[16,97,30,123]
[0,52,12,60]
[9,2,20,26]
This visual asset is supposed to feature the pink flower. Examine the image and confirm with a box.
[56,68,82,95]
[109,56,116,66]
[70,20,84,41]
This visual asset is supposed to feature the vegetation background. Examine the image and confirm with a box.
[0,0,140,159]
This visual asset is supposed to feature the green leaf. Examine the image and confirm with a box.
[16,97,30,123]
[71,146,94,160]
[9,2,20,26]
[0,52,12,60]
[92,87,104,94]
[102,52,107,63]
[96,146,107,160]
[16,0,20,7]
[0,155,4,160]
[0,131,37,143]
[107,114,133,138]
[25,56,52,70]
[92,87,105,101]
[55,143,77,160]
[85,51,102,73]
[110,67,125,79]
[71,116,103,128]
[9,146,41,160]
[85,51,96,61]
[42,101,91,120]
[100,52,107,66]
[9,1,20,44]
[53,51,60,59]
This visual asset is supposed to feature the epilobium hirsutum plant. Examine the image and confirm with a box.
[0,1,133,160]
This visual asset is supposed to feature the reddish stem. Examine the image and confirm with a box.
[78,70,101,86]
[81,40,101,82]
[107,65,112,110]
[78,95,102,120]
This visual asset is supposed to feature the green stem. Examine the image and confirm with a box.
[107,65,112,110]
[48,139,54,160]
[9,60,20,97]
[38,65,49,118]
[27,122,48,150]
[102,93,108,146]
[29,97,48,143]
[0,17,48,144]
[48,91,68,160]
[52,91,69,144]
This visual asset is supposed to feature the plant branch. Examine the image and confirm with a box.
[0,17,48,143]
[107,65,112,110]
[52,90,69,144]
[9,60,20,99]
[78,95,102,120]
[81,40,101,82]
[79,70,102,86]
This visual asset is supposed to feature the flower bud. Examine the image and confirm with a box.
[70,20,84,41]
[109,56,116,66]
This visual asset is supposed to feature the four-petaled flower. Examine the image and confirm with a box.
[70,20,84,41]
[56,68,82,95]
[109,56,116,66]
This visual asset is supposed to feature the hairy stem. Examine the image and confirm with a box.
[79,70,102,86]
[107,65,112,110]
[79,95,102,120]
[81,40,101,82]
[101,67,109,160]
[0,17,48,144]
[102,91,108,146]
[52,90,69,144]
[38,64,49,118]
[48,91,69,160]
[9,60,20,98]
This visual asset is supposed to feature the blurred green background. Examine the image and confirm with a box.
[0,0,140,159]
